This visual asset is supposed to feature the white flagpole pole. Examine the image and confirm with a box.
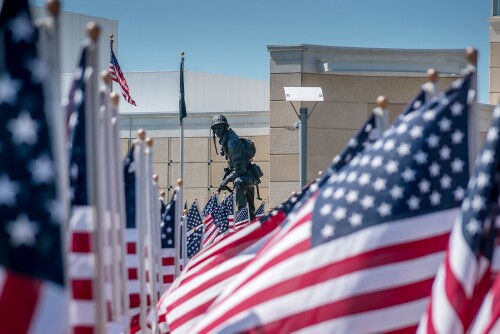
[152,177,163,303]
[145,139,159,333]
[109,92,130,331]
[174,180,183,278]
[85,22,107,334]
[134,130,148,333]
[182,208,188,267]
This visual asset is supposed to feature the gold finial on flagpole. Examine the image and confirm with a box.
[110,92,119,106]
[86,22,100,42]
[177,179,183,187]
[160,191,166,198]
[376,96,388,109]
[137,129,146,140]
[181,51,185,57]
[153,175,159,183]
[146,137,154,147]
[46,0,60,17]
[427,68,439,83]
[318,171,323,176]
[101,71,111,85]
[466,47,478,66]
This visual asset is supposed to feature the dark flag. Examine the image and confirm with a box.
[0,0,66,332]
[179,55,187,121]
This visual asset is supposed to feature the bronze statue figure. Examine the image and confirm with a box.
[211,115,263,220]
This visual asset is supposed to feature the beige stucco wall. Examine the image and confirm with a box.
[268,45,473,207]
[490,17,500,104]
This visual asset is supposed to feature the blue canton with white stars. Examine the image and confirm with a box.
[202,195,217,218]
[255,202,265,216]
[312,73,472,247]
[459,105,500,259]
[213,199,229,234]
[0,0,64,285]
[161,191,176,249]
[235,206,249,225]
[186,202,203,258]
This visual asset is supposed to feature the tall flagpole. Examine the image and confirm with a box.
[176,52,187,277]
[109,34,114,92]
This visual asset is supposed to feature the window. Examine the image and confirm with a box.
[495,0,500,16]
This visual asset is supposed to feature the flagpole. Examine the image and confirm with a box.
[465,48,480,174]
[109,34,114,92]
[175,179,183,278]
[177,52,186,277]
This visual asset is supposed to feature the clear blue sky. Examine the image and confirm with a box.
[31,0,491,103]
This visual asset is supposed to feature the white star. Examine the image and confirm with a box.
[462,198,471,211]
[0,175,19,206]
[358,173,370,186]
[423,109,437,121]
[451,158,465,173]
[29,155,55,184]
[476,172,489,189]
[418,179,431,194]
[487,127,499,143]
[414,151,428,165]
[0,75,21,105]
[332,155,341,164]
[373,140,383,150]
[348,138,357,147]
[322,187,334,199]
[402,168,416,182]
[321,224,335,238]
[410,125,423,139]
[349,213,363,227]
[346,172,358,183]
[47,200,64,225]
[373,178,387,192]
[389,185,404,199]
[320,203,333,216]
[167,239,173,245]
[6,214,38,247]
[451,130,464,144]
[360,156,370,166]
[412,100,422,109]
[454,187,465,201]
[439,146,451,160]
[333,188,345,199]
[70,163,78,180]
[471,195,485,212]
[337,172,347,182]
[427,134,440,148]
[8,13,35,43]
[396,123,408,135]
[333,207,347,221]
[350,156,360,166]
[429,163,440,177]
[346,190,359,203]
[407,196,420,210]
[377,202,392,217]
[451,102,464,116]
[440,97,450,106]
[361,195,375,209]
[8,111,40,145]
[397,143,411,156]
[28,58,49,84]
[385,160,398,174]
[371,156,383,168]
[430,191,441,205]
[466,219,481,235]
[440,175,452,189]
[481,150,495,165]
[384,140,396,151]
[439,118,452,132]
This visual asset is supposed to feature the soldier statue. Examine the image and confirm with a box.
[211,115,263,220]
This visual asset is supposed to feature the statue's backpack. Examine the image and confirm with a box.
[240,137,264,183]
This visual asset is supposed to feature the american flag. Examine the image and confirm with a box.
[223,193,235,230]
[66,40,102,332]
[255,201,265,218]
[123,144,144,332]
[192,73,473,333]
[419,104,500,333]
[109,42,136,106]
[160,191,177,287]
[186,201,203,259]
[469,270,500,333]
[0,1,66,332]
[234,206,250,230]
[202,195,219,247]
[160,192,303,333]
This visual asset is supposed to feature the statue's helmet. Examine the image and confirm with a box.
[211,114,229,129]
